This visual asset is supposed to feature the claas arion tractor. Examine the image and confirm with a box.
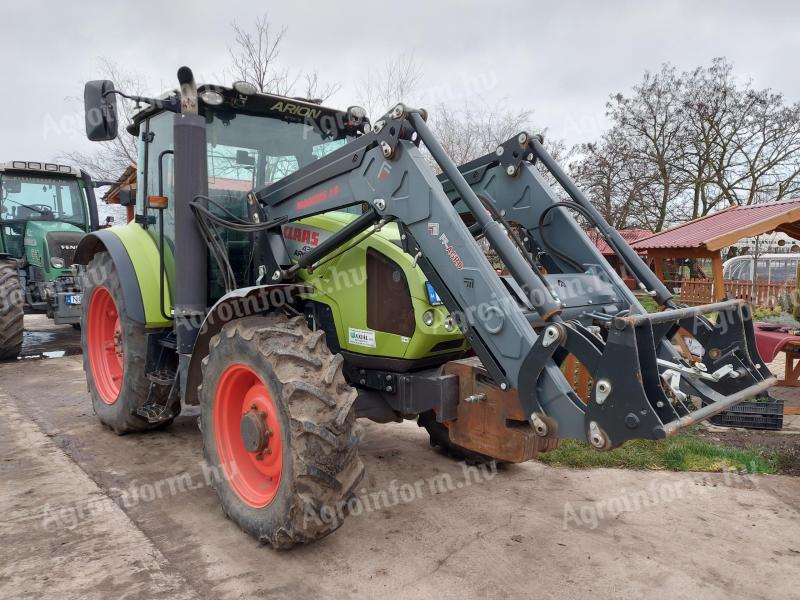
[75,67,775,548]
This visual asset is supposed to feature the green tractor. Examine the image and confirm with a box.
[75,68,774,548]
[0,161,101,358]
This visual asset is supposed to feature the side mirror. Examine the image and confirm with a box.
[118,187,135,207]
[236,149,255,166]
[84,80,118,141]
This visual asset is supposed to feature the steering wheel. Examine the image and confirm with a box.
[16,204,53,218]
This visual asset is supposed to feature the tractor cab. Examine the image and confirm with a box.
[123,82,368,299]
[0,161,99,323]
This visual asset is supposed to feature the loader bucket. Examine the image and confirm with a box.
[581,299,776,449]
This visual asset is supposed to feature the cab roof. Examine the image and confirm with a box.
[128,84,361,138]
[0,161,81,177]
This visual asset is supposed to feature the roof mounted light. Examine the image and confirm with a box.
[346,105,370,132]
[346,105,368,123]
[232,81,257,96]
[199,90,224,106]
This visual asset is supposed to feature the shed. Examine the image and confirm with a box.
[633,199,800,301]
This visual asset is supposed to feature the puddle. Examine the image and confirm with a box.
[19,348,82,361]
[17,316,82,360]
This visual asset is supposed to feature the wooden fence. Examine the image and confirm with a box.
[662,279,796,307]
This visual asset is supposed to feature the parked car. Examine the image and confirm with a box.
[722,253,799,284]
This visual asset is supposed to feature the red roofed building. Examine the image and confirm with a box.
[632,199,800,302]
[586,228,652,289]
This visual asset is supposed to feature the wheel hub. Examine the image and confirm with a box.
[214,364,283,508]
[240,410,270,454]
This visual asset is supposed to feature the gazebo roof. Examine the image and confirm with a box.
[586,229,651,255]
[632,199,800,253]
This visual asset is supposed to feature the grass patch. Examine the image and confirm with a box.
[635,295,660,314]
[538,432,778,474]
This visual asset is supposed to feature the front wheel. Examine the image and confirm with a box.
[0,258,23,360]
[81,252,176,434]
[200,314,364,549]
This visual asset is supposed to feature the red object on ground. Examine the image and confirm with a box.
[753,323,800,362]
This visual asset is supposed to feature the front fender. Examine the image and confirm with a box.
[183,284,311,406]
[74,224,171,328]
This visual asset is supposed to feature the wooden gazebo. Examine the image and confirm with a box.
[102,164,137,223]
[633,199,800,302]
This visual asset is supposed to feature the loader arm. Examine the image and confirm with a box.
[253,106,775,449]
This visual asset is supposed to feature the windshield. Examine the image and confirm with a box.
[205,108,350,199]
[0,173,86,227]
[203,109,351,298]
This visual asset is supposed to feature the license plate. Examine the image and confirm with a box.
[66,295,82,305]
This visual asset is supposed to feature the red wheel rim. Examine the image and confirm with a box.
[214,364,283,508]
[87,286,123,405]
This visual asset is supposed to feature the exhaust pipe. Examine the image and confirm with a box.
[173,66,208,353]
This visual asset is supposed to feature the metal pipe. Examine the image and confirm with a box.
[662,376,776,436]
[408,111,563,320]
[530,137,674,306]
[288,208,379,274]
[620,299,745,327]
[157,150,174,322]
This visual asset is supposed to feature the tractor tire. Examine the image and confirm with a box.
[200,314,364,549]
[0,258,24,360]
[81,252,176,434]
[417,410,499,465]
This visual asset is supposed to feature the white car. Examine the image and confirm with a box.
[722,253,800,284]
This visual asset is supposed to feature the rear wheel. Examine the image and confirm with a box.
[200,314,364,549]
[81,252,175,434]
[0,258,23,360]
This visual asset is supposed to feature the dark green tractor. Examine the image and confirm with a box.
[0,161,100,358]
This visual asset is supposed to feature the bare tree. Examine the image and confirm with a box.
[228,14,339,101]
[57,58,145,181]
[299,72,341,104]
[357,54,423,119]
[228,15,288,94]
[606,64,689,231]
[573,58,800,232]
[720,90,800,206]
[429,102,532,165]
[570,130,641,229]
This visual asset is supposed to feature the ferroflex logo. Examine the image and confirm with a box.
[378,161,392,182]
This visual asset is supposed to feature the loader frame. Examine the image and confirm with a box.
[244,105,775,448]
[79,69,775,451]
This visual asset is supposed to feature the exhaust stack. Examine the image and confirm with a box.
[172,66,208,353]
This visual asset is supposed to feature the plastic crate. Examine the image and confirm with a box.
[706,397,784,431]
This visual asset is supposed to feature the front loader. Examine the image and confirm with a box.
[75,67,774,548]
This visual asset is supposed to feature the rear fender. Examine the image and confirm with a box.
[183,284,311,406]
[74,224,171,327]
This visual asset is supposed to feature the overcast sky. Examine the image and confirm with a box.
[4,0,800,171]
